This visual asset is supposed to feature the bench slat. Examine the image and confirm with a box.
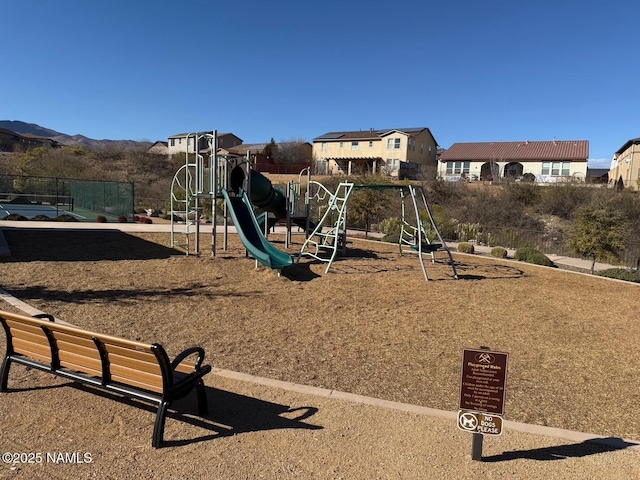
[108,352,162,375]
[12,337,52,362]
[4,318,47,336]
[7,327,50,347]
[58,350,103,375]
[111,373,164,393]
[110,363,163,387]
[59,361,103,378]
[51,331,97,349]
[103,343,156,362]
[56,340,100,360]
[90,333,154,352]
[175,363,197,374]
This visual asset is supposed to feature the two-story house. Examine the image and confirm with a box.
[438,140,589,183]
[167,132,243,156]
[608,137,640,190]
[312,128,438,177]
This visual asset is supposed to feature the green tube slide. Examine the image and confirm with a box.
[230,167,287,219]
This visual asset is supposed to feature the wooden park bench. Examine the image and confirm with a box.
[0,310,212,448]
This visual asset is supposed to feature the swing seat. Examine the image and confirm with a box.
[410,243,442,252]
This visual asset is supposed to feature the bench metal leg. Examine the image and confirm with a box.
[196,379,208,416]
[152,400,170,448]
[0,358,11,392]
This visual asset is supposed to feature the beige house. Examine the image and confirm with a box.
[608,138,640,190]
[167,132,242,156]
[312,128,438,177]
[146,141,169,155]
[438,140,589,183]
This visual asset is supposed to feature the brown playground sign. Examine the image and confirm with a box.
[459,348,508,415]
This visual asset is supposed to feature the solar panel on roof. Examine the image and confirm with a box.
[314,132,344,140]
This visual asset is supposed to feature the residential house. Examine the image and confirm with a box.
[608,137,640,190]
[227,141,313,174]
[0,128,59,152]
[312,128,438,177]
[146,141,169,155]
[167,132,242,156]
[438,140,589,183]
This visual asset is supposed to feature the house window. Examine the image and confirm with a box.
[339,142,343,148]
[170,139,175,147]
[336,160,348,173]
[542,161,570,176]
[446,161,470,175]
[351,141,359,150]
[387,138,401,149]
[369,141,373,148]
[386,158,399,171]
[542,162,550,175]
[321,142,327,152]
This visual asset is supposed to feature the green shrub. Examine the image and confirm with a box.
[490,247,508,258]
[3,214,29,221]
[456,222,483,242]
[377,217,402,243]
[457,242,475,254]
[597,269,640,283]
[515,246,555,267]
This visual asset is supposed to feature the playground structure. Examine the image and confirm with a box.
[169,131,457,280]
[298,182,458,281]
[169,131,307,273]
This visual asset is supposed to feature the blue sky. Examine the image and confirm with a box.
[2,1,638,167]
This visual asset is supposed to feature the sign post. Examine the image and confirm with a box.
[458,347,508,461]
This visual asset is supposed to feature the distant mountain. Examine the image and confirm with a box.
[0,120,148,149]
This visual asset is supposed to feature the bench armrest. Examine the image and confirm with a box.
[171,346,206,372]
[32,313,55,322]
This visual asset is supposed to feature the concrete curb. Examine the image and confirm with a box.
[211,368,640,450]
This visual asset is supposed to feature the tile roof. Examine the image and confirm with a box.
[439,140,589,162]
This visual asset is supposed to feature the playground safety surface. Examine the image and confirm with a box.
[0,227,639,478]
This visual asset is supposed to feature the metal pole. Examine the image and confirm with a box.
[471,433,483,461]
[212,130,218,256]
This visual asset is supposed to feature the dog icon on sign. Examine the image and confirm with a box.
[458,411,478,431]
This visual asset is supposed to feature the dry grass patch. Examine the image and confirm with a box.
[1,229,639,441]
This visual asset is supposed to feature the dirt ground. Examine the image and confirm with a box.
[0,227,639,479]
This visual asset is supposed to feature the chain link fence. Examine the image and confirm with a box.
[0,174,134,220]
